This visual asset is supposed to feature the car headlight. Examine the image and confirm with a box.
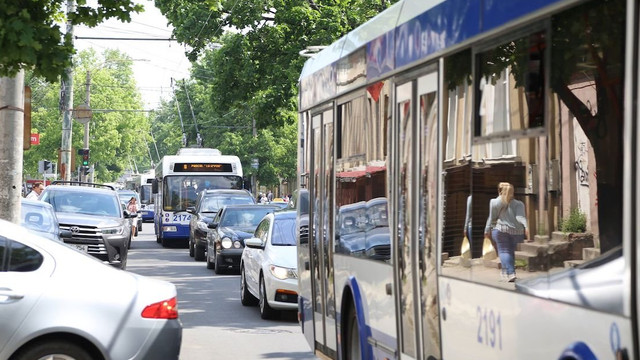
[197,221,209,231]
[233,240,242,249]
[269,265,296,280]
[221,237,232,249]
[102,226,124,235]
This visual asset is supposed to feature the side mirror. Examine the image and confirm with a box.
[186,206,196,214]
[152,179,158,194]
[244,237,263,249]
[207,222,219,229]
[59,229,73,239]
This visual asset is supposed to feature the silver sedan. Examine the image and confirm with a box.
[0,219,182,360]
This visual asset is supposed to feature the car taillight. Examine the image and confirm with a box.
[141,297,179,319]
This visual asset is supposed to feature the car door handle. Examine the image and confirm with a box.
[0,287,24,302]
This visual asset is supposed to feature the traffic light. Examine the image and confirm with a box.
[43,160,51,172]
[78,148,90,166]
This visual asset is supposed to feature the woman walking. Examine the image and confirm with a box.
[484,182,528,282]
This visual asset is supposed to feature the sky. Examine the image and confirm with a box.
[74,0,192,109]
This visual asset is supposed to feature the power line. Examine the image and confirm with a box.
[75,36,176,41]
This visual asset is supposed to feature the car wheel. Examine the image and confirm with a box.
[206,248,215,269]
[345,301,361,360]
[188,237,194,257]
[12,339,94,360]
[259,275,277,319]
[161,235,170,248]
[194,243,206,261]
[241,266,258,306]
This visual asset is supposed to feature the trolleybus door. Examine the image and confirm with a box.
[394,68,440,360]
[310,109,337,354]
[417,70,440,359]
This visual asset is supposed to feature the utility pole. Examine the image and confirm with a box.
[0,71,25,224]
[60,0,75,181]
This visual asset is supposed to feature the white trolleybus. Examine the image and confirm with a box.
[296,0,637,359]
[153,148,244,247]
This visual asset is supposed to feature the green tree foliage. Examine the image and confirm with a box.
[152,0,398,187]
[0,0,143,82]
[24,49,152,182]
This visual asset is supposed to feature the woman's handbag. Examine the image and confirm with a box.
[482,236,497,260]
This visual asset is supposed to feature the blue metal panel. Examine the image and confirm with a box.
[395,0,480,69]
[482,0,562,31]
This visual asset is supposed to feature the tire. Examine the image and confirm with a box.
[188,237,194,257]
[12,339,94,360]
[161,235,169,248]
[240,266,258,306]
[345,302,362,360]
[259,275,277,319]
[194,243,206,261]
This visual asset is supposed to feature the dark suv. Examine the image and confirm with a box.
[187,189,255,261]
[39,181,136,269]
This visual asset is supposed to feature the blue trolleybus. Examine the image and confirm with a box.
[296,0,637,359]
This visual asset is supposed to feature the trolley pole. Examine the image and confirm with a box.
[60,0,75,181]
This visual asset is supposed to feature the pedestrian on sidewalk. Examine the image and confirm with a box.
[25,182,44,200]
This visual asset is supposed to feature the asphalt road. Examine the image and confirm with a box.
[127,222,317,360]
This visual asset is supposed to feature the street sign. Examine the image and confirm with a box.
[251,158,259,169]
[73,103,92,124]
[30,133,40,145]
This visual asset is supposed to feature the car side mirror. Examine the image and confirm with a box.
[186,206,196,214]
[59,229,73,239]
[207,222,218,229]
[244,237,263,249]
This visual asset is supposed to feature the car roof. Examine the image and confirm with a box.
[43,184,118,196]
[21,198,54,208]
[202,189,252,196]
[272,210,297,220]
[221,204,278,210]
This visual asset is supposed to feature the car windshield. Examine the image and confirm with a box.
[140,185,153,204]
[201,195,254,213]
[21,203,57,233]
[220,208,274,228]
[45,190,121,217]
[271,218,296,246]
[163,175,243,211]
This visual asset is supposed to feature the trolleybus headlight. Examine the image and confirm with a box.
[163,226,177,232]
[221,237,232,249]
[269,265,296,280]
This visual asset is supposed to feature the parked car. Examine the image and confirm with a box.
[187,189,256,261]
[206,204,280,274]
[0,219,182,360]
[118,189,143,234]
[39,181,136,269]
[20,198,72,242]
[241,210,298,319]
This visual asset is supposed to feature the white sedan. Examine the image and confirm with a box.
[0,219,182,360]
[240,210,298,319]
